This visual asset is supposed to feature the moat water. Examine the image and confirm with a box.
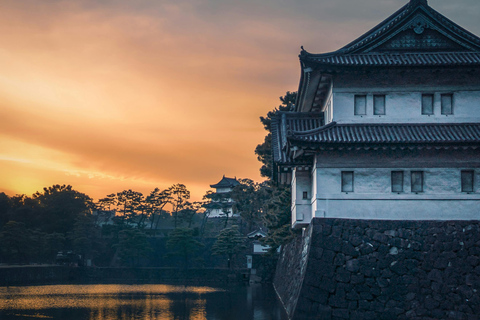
[0,283,287,320]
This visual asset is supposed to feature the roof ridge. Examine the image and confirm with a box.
[300,0,480,60]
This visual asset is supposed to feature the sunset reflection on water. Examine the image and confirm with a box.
[0,284,219,320]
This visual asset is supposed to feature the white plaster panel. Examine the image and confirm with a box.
[332,91,480,124]
[315,168,480,195]
[316,199,480,220]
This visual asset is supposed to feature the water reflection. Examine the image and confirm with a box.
[0,284,286,320]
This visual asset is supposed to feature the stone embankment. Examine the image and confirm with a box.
[274,218,480,320]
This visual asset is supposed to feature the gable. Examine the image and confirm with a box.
[373,28,466,52]
[338,3,480,54]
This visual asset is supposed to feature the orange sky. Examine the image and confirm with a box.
[0,0,479,201]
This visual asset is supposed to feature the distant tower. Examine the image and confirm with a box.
[208,176,240,218]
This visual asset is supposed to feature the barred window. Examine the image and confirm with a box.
[422,94,434,115]
[411,171,424,192]
[391,171,404,193]
[341,171,354,192]
[441,94,453,115]
[354,95,366,115]
[461,170,474,193]
[374,95,385,115]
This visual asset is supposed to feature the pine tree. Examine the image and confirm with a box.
[212,226,246,269]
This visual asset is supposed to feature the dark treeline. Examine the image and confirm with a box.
[0,179,287,269]
[0,91,295,269]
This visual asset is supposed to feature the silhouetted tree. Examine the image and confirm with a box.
[231,179,267,232]
[261,184,293,253]
[115,229,151,267]
[255,91,296,178]
[32,184,93,234]
[254,92,297,249]
[169,184,190,229]
[145,187,172,233]
[212,226,246,269]
[72,215,101,265]
[0,221,31,263]
[116,190,144,226]
[166,228,204,268]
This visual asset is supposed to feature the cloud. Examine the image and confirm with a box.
[0,0,478,200]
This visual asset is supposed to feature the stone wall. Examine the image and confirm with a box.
[274,218,480,320]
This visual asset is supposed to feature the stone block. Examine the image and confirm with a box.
[329,293,348,308]
[336,270,351,283]
[316,305,332,320]
[322,249,336,264]
[342,242,359,257]
[346,259,360,273]
[320,277,337,293]
[334,253,346,266]
[351,274,365,284]
[346,289,361,301]
[332,308,350,319]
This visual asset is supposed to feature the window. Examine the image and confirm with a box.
[422,94,434,115]
[441,94,453,115]
[391,171,404,192]
[302,191,309,199]
[374,95,385,115]
[411,171,424,192]
[461,170,474,193]
[341,171,354,192]
[354,95,366,115]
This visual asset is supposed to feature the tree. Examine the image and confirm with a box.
[262,184,294,253]
[32,184,93,234]
[231,179,267,232]
[203,190,234,228]
[0,193,11,228]
[116,190,144,226]
[96,193,116,211]
[0,221,31,263]
[115,229,151,267]
[212,226,246,269]
[72,215,101,266]
[178,201,201,228]
[255,92,296,178]
[169,184,190,229]
[166,228,204,268]
[254,92,297,250]
[144,188,172,232]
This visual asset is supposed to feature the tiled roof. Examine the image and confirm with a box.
[300,0,480,67]
[272,116,480,165]
[271,112,323,163]
[336,0,480,55]
[210,176,240,189]
[291,122,480,145]
[303,52,480,67]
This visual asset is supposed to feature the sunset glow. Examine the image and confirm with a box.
[1,0,479,200]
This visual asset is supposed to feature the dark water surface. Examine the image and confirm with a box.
[0,283,288,320]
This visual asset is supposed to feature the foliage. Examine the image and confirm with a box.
[144,188,172,231]
[261,184,294,252]
[32,184,94,234]
[71,215,102,265]
[254,92,297,250]
[231,179,267,232]
[212,225,246,269]
[116,189,144,226]
[0,221,32,263]
[255,91,297,178]
[203,190,234,228]
[115,229,152,267]
[169,184,190,229]
[166,228,204,268]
